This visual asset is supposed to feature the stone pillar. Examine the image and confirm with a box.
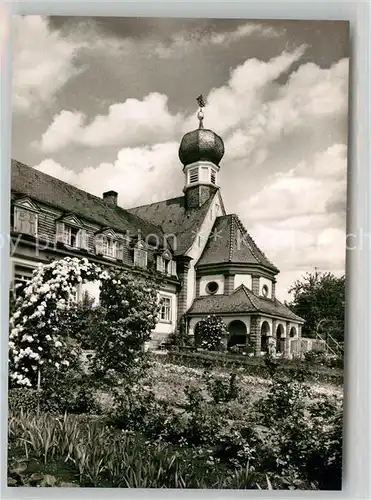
[251,275,260,296]
[272,319,277,338]
[272,280,276,299]
[224,274,235,295]
[283,321,291,357]
[250,316,261,356]
[195,277,201,297]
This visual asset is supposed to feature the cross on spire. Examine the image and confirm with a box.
[196,94,205,128]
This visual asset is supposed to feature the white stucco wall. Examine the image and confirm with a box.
[234,274,252,290]
[185,192,225,309]
[199,274,225,296]
[260,277,273,298]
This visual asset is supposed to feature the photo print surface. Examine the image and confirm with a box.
[8,16,348,490]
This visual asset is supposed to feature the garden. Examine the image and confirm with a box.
[7,257,343,490]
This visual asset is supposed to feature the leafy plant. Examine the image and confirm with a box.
[195,315,227,351]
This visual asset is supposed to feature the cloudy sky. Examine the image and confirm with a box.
[11,15,349,301]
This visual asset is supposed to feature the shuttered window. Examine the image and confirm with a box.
[14,207,38,236]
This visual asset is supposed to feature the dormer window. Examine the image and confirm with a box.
[156,251,177,276]
[94,229,123,260]
[189,167,199,184]
[56,218,88,250]
[134,241,148,269]
[13,199,39,237]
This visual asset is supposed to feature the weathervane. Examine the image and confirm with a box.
[196,94,205,129]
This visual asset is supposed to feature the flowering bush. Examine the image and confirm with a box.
[195,315,227,351]
[8,257,160,390]
[8,258,107,388]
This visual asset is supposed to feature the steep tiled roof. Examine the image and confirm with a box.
[11,159,167,246]
[197,214,279,272]
[127,194,216,256]
[188,285,304,322]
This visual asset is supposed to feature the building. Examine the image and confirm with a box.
[9,103,304,356]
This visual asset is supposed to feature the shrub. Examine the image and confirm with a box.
[204,371,240,404]
[8,388,40,413]
[195,315,227,351]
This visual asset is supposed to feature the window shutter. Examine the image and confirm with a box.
[13,207,21,232]
[170,260,177,276]
[95,234,104,255]
[116,242,124,260]
[56,222,65,243]
[79,229,89,250]
[156,255,164,272]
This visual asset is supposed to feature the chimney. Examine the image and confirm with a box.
[103,190,118,206]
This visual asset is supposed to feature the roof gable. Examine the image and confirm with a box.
[197,214,279,272]
[58,213,84,227]
[13,196,39,212]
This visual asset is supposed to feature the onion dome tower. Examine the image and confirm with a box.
[179,95,225,209]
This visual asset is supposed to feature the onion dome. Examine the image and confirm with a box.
[178,96,225,167]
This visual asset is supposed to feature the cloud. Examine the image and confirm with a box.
[34,142,182,207]
[182,45,308,136]
[12,15,85,112]
[238,143,347,299]
[38,47,307,154]
[38,93,183,153]
[154,22,282,59]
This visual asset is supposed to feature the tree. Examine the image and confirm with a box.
[286,271,345,342]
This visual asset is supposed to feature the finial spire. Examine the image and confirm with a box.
[196,94,205,129]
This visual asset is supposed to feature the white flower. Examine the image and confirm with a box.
[55,362,60,369]
[55,341,62,348]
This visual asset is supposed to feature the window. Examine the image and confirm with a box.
[262,284,269,297]
[68,285,82,306]
[206,281,219,295]
[159,296,172,322]
[189,168,199,183]
[134,247,148,269]
[56,221,88,250]
[64,225,80,247]
[156,254,177,276]
[103,236,116,257]
[11,264,36,297]
[210,170,216,184]
[14,207,38,236]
